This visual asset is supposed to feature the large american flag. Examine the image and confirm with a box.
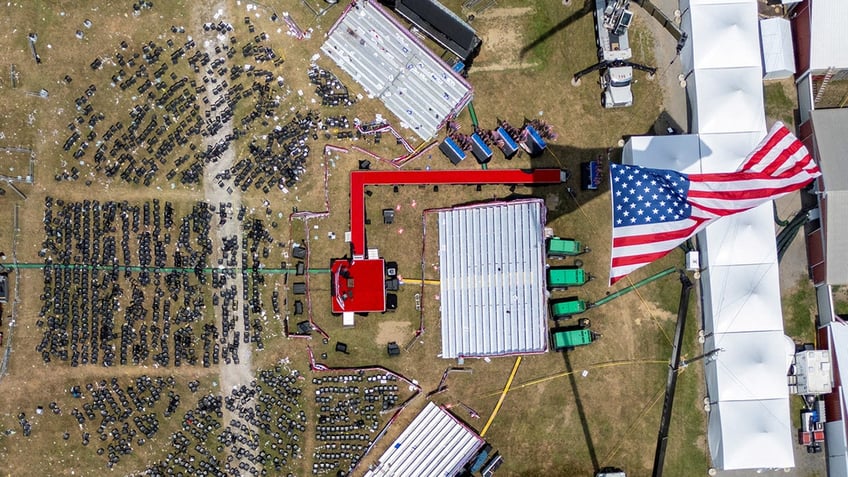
[609,122,821,285]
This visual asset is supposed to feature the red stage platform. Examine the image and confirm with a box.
[349,168,565,255]
[333,168,565,318]
[330,258,386,314]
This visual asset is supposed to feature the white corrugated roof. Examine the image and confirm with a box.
[437,200,547,359]
[321,1,472,140]
[364,402,483,477]
[810,0,848,71]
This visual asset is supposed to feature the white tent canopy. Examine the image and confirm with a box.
[698,204,777,267]
[628,0,793,469]
[697,131,764,171]
[683,1,761,70]
[622,135,702,172]
[708,399,795,470]
[705,330,790,401]
[701,264,783,335]
[687,67,766,134]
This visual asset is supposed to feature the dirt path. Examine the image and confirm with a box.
[194,0,256,469]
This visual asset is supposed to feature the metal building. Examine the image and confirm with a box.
[437,199,548,359]
[364,402,483,477]
[321,1,473,140]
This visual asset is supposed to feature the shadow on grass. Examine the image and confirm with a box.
[563,350,600,473]
[520,0,594,59]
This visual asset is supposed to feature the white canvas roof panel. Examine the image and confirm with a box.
[700,264,783,335]
[698,204,777,267]
[321,1,472,140]
[678,0,791,470]
[705,330,790,402]
[697,131,764,172]
[707,399,794,470]
[438,200,547,359]
[760,18,795,80]
[622,135,702,173]
[364,402,483,477]
[687,2,761,70]
[810,0,848,71]
[689,67,766,134]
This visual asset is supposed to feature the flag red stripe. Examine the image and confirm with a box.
[688,183,813,202]
[612,220,703,247]
[741,125,791,170]
[760,138,805,176]
[611,249,676,268]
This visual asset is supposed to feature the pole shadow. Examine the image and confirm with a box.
[562,350,600,473]
[520,0,593,59]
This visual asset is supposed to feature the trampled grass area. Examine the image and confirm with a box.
[0,0,709,476]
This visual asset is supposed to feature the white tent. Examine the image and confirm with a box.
[687,67,766,134]
[698,204,777,267]
[683,1,761,70]
[678,0,793,469]
[705,331,790,401]
[701,264,783,335]
[621,135,702,172]
[760,18,795,80]
[697,131,764,171]
[707,399,795,470]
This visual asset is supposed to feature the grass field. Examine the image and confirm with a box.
[0,0,784,476]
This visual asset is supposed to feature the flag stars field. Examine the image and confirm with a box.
[608,122,821,284]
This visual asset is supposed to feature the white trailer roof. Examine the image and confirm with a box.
[760,17,795,80]
[437,200,547,359]
[321,1,472,141]
[364,402,483,477]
